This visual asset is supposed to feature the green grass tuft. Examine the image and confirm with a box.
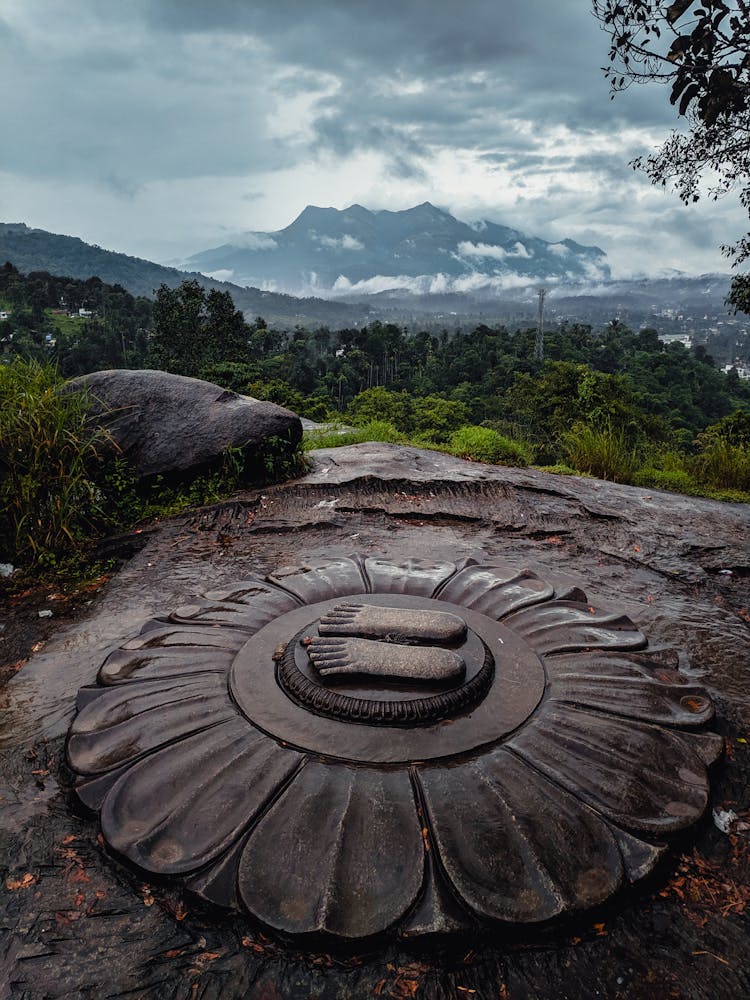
[0,359,113,569]
[303,420,406,450]
[446,425,532,466]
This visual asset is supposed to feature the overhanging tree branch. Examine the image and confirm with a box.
[592,1,750,311]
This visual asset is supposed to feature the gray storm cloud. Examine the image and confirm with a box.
[0,0,742,275]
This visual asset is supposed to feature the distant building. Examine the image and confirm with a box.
[78,308,93,318]
[0,310,10,321]
[722,363,750,380]
[659,332,693,349]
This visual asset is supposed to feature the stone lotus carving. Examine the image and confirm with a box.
[66,555,720,942]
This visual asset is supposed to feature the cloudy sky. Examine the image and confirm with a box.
[0,0,744,279]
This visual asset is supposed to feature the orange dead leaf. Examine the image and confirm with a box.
[6,873,37,891]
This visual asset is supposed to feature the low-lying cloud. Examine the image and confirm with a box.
[458,241,532,260]
[316,234,365,251]
[331,270,544,297]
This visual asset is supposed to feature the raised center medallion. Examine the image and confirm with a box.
[273,595,495,727]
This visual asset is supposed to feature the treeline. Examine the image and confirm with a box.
[2,266,750,473]
[0,262,152,373]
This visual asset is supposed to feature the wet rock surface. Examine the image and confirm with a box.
[1,443,749,999]
[69,368,301,478]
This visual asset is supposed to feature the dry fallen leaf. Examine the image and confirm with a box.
[6,873,37,891]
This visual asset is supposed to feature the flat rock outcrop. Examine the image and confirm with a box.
[1,443,749,999]
[68,368,301,478]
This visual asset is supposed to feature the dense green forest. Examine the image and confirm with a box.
[2,262,749,496]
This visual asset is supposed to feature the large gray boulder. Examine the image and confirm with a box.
[69,369,302,478]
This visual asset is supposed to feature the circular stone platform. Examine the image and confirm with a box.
[65,554,721,943]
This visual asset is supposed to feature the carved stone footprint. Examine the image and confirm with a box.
[306,636,466,683]
[318,603,466,645]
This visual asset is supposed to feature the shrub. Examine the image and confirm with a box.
[631,467,697,494]
[687,411,750,492]
[447,425,532,466]
[246,379,333,421]
[561,422,640,483]
[412,396,469,443]
[346,388,413,431]
[697,410,750,448]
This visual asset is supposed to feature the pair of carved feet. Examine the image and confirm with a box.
[306,602,467,683]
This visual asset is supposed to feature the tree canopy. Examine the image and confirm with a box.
[147,280,250,377]
[592,0,750,311]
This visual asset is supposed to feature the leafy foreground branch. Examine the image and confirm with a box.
[593,0,750,311]
[0,360,304,585]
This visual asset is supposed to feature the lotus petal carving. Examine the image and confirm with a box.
[66,555,720,941]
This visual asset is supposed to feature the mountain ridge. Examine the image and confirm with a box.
[186,202,610,295]
[0,218,735,340]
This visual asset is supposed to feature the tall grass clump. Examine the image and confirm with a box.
[0,359,113,570]
[631,447,694,493]
[691,438,750,492]
[561,422,640,483]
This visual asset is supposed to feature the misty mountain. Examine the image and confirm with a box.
[1,220,737,344]
[185,202,611,295]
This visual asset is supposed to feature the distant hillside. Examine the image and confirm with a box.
[0,220,740,343]
[0,223,369,328]
[185,202,611,295]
